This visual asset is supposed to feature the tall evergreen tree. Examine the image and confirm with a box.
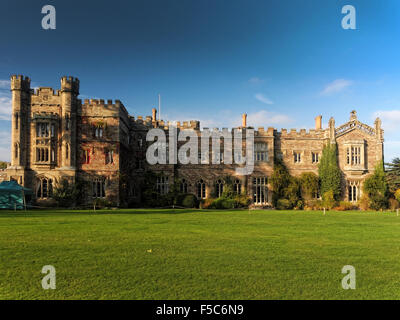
[386,158,400,193]
[318,143,342,201]
[363,160,389,210]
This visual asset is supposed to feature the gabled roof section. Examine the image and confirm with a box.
[335,110,378,139]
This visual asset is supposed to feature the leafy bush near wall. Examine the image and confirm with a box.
[304,199,324,210]
[322,190,338,209]
[284,177,302,209]
[395,189,400,203]
[299,172,320,200]
[334,201,358,211]
[276,199,292,210]
[388,198,399,210]
[363,161,389,210]
[270,159,291,206]
[181,194,199,208]
[53,178,88,207]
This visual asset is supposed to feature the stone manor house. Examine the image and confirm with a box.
[6,75,384,207]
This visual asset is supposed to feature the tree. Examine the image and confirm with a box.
[299,172,319,200]
[318,143,342,201]
[284,176,302,209]
[363,161,389,210]
[270,159,291,206]
[53,178,86,207]
[386,158,400,193]
[0,161,8,169]
[395,189,400,203]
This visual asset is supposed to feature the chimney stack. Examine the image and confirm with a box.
[152,108,157,122]
[315,115,322,130]
[242,113,247,127]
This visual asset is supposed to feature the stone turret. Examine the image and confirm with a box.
[10,75,31,168]
[60,76,79,169]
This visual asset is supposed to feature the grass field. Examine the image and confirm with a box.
[1,208,400,300]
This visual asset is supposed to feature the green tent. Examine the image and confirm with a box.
[0,181,33,210]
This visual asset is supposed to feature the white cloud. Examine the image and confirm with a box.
[164,108,293,130]
[246,110,294,128]
[0,130,11,162]
[0,96,12,120]
[384,140,400,162]
[255,93,273,105]
[321,79,353,95]
[0,80,10,89]
[373,110,400,133]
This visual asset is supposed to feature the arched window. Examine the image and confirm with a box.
[15,113,19,130]
[348,181,360,202]
[92,178,106,198]
[180,179,188,193]
[66,115,70,130]
[36,178,53,199]
[95,126,103,138]
[105,149,114,164]
[215,179,224,198]
[197,179,206,199]
[66,144,69,160]
[234,179,242,194]
[14,143,19,159]
[253,177,268,205]
[156,176,169,195]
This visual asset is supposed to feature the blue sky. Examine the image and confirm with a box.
[0,0,400,161]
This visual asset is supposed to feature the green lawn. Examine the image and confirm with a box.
[0,209,399,300]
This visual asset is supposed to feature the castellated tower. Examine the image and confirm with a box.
[10,75,31,173]
[60,76,79,169]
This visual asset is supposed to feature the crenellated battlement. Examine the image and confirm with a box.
[278,127,328,138]
[32,87,59,96]
[255,127,275,136]
[61,76,79,94]
[83,99,122,105]
[10,74,31,91]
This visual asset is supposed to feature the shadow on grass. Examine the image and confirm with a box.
[0,208,206,217]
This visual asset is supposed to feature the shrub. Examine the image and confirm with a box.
[201,198,215,209]
[181,194,198,208]
[304,199,324,210]
[368,193,388,211]
[53,178,86,207]
[276,199,293,210]
[388,198,400,210]
[358,194,370,211]
[395,189,400,203]
[209,198,235,209]
[284,177,301,208]
[322,190,338,209]
[93,198,113,209]
[334,201,358,211]
[299,172,319,200]
[270,160,291,206]
[363,161,389,210]
[234,194,251,208]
